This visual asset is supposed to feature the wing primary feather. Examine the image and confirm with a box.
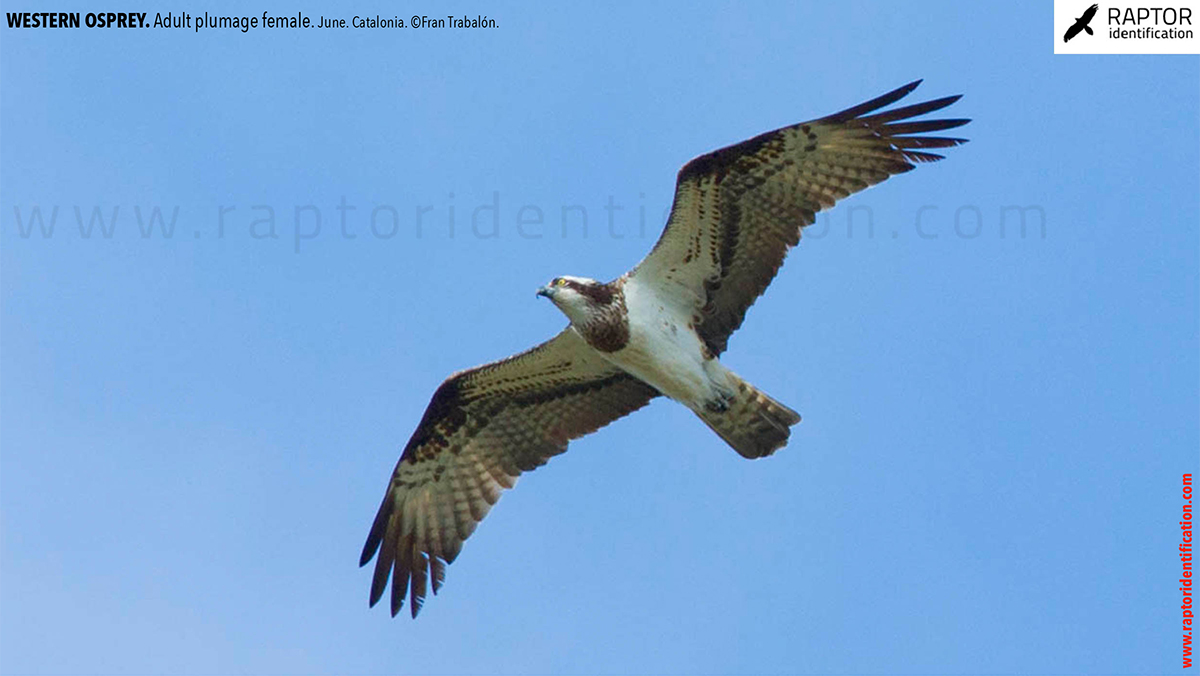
[390,533,413,617]
[884,118,971,135]
[368,508,399,607]
[430,557,446,594]
[423,498,445,564]
[890,136,969,149]
[900,150,949,163]
[819,79,923,123]
[359,494,390,567]
[410,549,429,618]
[369,536,393,607]
[855,95,963,126]
[389,555,405,616]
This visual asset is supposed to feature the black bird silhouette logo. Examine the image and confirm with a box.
[1064,3,1099,42]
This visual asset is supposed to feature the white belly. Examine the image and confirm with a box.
[601,280,715,409]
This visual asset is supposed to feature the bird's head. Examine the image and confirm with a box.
[536,275,613,325]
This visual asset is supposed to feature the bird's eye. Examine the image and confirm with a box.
[555,278,568,287]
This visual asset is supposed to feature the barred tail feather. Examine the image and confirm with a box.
[696,375,801,459]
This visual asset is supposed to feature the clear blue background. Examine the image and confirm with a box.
[2,1,1197,674]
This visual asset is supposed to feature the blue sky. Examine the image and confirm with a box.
[1,1,1197,674]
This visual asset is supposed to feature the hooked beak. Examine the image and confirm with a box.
[536,285,554,299]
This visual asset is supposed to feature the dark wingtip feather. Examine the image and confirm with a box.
[410,553,429,618]
[360,494,391,567]
[359,540,378,568]
[858,95,963,126]
[368,546,392,608]
[820,79,923,123]
[390,547,411,617]
[430,557,446,595]
[891,136,970,149]
[902,150,948,163]
[390,584,403,617]
[884,118,971,135]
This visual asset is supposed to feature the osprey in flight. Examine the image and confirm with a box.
[361,80,969,617]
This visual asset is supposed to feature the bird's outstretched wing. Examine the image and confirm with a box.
[360,328,659,617]
[627,80,969,357]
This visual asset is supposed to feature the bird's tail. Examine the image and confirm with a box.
[1084,25,1093,35]
[695,372,801,459]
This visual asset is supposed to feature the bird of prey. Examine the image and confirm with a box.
[1064,3,1099,42]
[360,80,969,617]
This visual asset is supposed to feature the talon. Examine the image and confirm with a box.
[705,399,729,413]
[705,386,735,413]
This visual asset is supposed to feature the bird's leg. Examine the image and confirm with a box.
[704,385,736,413]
